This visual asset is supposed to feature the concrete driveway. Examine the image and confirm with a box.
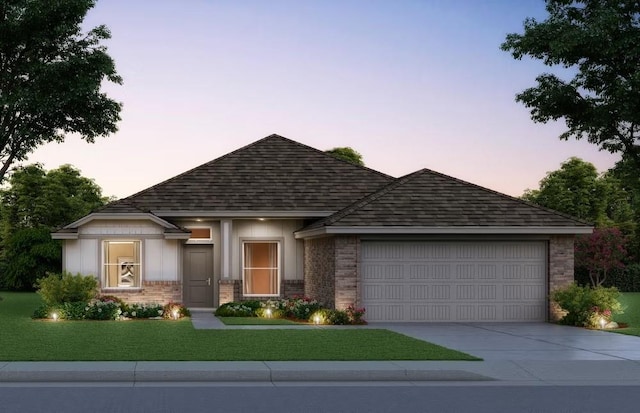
[373,322,640,361]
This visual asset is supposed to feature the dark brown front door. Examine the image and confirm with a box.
[183,245,214,307]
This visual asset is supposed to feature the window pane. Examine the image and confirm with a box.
[103,241,141,288]
[243,242,278,295]
[189,228,211,239]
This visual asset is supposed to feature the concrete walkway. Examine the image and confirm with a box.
[3,312,640,384]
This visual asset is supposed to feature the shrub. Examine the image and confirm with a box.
[124,303,165,319]
[215,302,256,317]
[267,296,322,321]
[551,283,623,328]
[85,300,121,320]
[346,305,366,324]
[35,272,97,306]
[327,309,351,325]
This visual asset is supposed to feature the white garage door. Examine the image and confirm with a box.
[361,241,547,322]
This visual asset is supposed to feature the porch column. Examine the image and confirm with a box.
[221,219,233,278]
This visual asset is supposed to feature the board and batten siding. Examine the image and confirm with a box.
[232,219,304,280]
[63,220,181,283]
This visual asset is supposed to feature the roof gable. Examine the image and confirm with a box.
[101,135,394,214]
[303,168,591,230]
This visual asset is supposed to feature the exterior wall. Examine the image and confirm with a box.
[144,239,180,281]
[63,219,183,304]
[334,236,360,310]
[549,235,576,321]
[102,281,182,304]
[303,237,336,308]
[232,219,304,282]
[63,239,99,276]
[218,279,305,304]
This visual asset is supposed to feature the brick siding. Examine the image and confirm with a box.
[549,235,575,321]
[102,281,182,305]
[334,236,359,310]
[218,279,305,305]
[303,237,336,308]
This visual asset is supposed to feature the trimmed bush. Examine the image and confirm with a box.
[35,272,97,306]
[551,283,623,328]
[215,302,256,317]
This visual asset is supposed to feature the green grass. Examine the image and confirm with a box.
[218,316,300,325]
[0,292,479,361]
[613,292,640,337]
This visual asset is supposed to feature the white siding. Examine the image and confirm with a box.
[64,239,98,276]
[144,239,180,281]
[361,241,547,322]
[232,219,303,280]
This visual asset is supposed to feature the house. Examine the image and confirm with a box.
[52,135,591,322]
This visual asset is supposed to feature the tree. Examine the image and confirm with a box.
[325,147,364,166]
[501,1,640,170]
[522,157,634,229]
[0,0,122,182]
[575,227,628,287]
[0,163,108,290]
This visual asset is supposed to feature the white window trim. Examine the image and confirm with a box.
[242,240,280,297]
[185,225,214,244]
[101,240,143,290]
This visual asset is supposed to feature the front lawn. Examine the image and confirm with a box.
[613,292,640,337]
[0,293,479,361]
[218,317,300,325]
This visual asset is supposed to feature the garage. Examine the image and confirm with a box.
[361,241,547,322]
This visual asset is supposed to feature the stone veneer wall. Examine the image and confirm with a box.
[303,237,336,308]
[103,281,182,305]
[549,235,575,321]
[218,279,306,306]
[334,236,359,310]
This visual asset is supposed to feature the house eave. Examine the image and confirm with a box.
[51,232,79,240]
[295,226,594,238]
[62,213,184,230]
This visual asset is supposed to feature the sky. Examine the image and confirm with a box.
[28,0,620,199]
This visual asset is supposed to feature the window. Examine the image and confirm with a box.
[243,241,279,296]
[103,241,141,288]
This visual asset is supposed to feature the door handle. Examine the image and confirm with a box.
[207,278,211,286]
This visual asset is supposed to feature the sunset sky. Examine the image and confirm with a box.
[28,0,620,199]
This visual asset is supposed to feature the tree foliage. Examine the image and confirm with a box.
[575,227,628,287]
[501,0,640,170]
[325,147,364,166]
[522,157,634,229]
[0,163,108,290]
[0,0,122,182]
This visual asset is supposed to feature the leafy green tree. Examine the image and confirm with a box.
[0,0,122,182]
[501,1,640,170]
[325,147,364,166]
[0,164,108,290]
[1,227,61,290]
[522,157,634,229]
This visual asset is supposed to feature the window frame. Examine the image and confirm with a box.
[101,240,143,290]
[185,225,214,244]
[241,240,281,297]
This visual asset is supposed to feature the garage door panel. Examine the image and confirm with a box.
[361,241,547,322]
[409,264,451,279]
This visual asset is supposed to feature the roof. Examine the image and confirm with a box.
[100,135,394,215]
[297,168,591,235]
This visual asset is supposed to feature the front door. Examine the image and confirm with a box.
[183,245,214,307]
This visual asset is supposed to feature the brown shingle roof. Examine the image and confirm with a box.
[305,168,590,229]
[100,135,394,214]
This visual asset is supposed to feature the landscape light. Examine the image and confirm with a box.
[265,308,272,318]
[313,314,321,325]
[51,312,58,321]
[172,309,179,320]
[599,317,607,329]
